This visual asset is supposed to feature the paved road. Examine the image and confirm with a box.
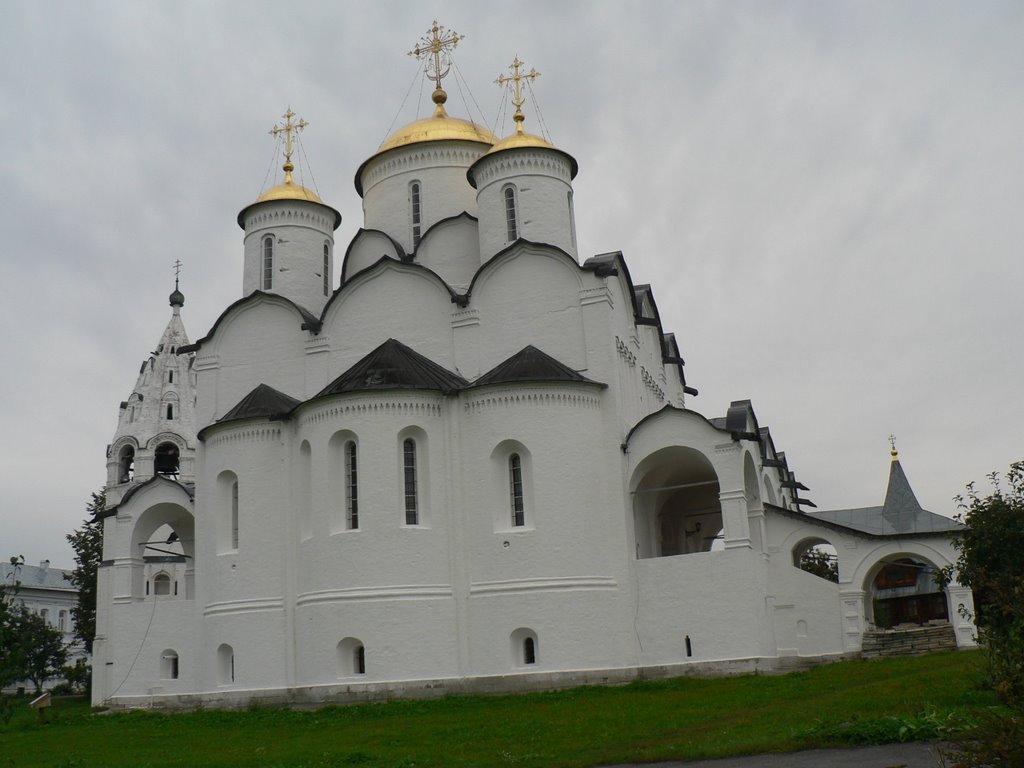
[601,741,950,767]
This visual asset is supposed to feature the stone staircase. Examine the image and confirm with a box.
[861,621,958,658]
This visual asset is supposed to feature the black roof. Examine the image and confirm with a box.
[218,383,302,422]
[316,339,467,397]
[472,345,603,388]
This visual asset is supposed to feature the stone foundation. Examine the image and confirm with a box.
[861,621,958,658]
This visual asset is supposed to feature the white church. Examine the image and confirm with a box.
[92,25,976,709]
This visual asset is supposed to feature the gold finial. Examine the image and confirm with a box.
[496,56,540,135]
[409,20,464,116]
[269,107,309,185]
[888,434,898,460]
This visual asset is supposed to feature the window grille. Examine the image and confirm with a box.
[262,236,274,290]
[346,441,358,529]
[504,186,518,241]
[509,454,525,527]
[410,182,422,247]
[403,438,418,525]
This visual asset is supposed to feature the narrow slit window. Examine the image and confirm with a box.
[403,438,418,525]
[354,645,365,675]
[567,190,576,249]
[323,242,330,296]
[166,403,174,419]
[168,369,174,383]
[504,186,518,241]
[410,182,422,247]
[262,235,274,290]
[231,480,239,549]
[509,454,525,527]
[523,637,536,665]
[346,441,358,530]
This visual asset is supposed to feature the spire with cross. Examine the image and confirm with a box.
[269,108,308,186]
[496,56,541,135]
[409,20,464,115]
[889,433,899,460]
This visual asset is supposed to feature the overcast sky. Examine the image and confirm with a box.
[2,1,1021,568]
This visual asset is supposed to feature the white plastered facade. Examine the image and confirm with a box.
[93,91,975,711]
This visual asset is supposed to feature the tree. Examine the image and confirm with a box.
[0,555,27,690]
[1,555,67,693]
[798,546,839,583]
[946,460,1024,707]
[66,491,105,654]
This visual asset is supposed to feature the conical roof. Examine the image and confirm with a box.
[317,339,467,397]
[218,384,301,423]
[472,346,600,387]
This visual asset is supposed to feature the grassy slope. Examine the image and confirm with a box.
[0,651,998,768]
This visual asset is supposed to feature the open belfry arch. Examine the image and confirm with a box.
[93,23,974,710]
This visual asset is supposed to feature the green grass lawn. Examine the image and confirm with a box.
[0,651,1000,768]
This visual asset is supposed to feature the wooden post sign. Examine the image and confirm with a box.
[29,691,51,723]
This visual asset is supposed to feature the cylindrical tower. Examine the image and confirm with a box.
[237,110,341,315]
[468,58,579,262]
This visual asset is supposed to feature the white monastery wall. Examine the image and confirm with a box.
[468,246,588,376]
[342,229,403,278]
[764,560,845,657]
[196,298,311,424]
[414,214,480,290]
[322,264,459,377]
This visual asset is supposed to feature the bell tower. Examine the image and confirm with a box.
[105,268,198,506]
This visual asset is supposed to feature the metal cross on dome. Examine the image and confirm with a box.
[409,20,464,92]
[269,107,308,182]
[496,56,540,134]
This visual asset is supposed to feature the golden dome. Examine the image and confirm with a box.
[377,111,497,153]
[256,180,323,204]
[485,131,555,155]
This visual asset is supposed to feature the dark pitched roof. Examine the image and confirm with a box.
[317,339,467,397]
[472,345,603,388]
[218,384,301,422]
[810,458,962,536]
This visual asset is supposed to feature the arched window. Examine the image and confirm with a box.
[153,572,171,596]
[119,445,135,483]
[262,235,274,290]
[510,627,538,667]
[503,185,518,241]
[346,441,359,530]
[403,438,418,525]
[217,643,234,684]
[337,637,366,676]
[154,442,180,477]
[410,181,422,247]
[161,650,179,680]
[509,454,525,527]
[166,403,174,420]
[323,242,330,296]
[58,610,67,632]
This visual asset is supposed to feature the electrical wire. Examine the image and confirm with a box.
[107,589,159,699]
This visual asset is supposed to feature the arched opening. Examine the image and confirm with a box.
[217,643,234,684]
[509,453,525,527]
[298,441,312,540]
[131,503,195,600]
[154,442,180,478]
[867,556,948,629]
[160,650,179,680]
[329,431,359,533]
[762,475,778,506]
[118,445,135,483]
[152,571,172,595]
[632,447,722,558]
[337,637,365,676]
[792,537,839,583]
[510,627,539,667]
